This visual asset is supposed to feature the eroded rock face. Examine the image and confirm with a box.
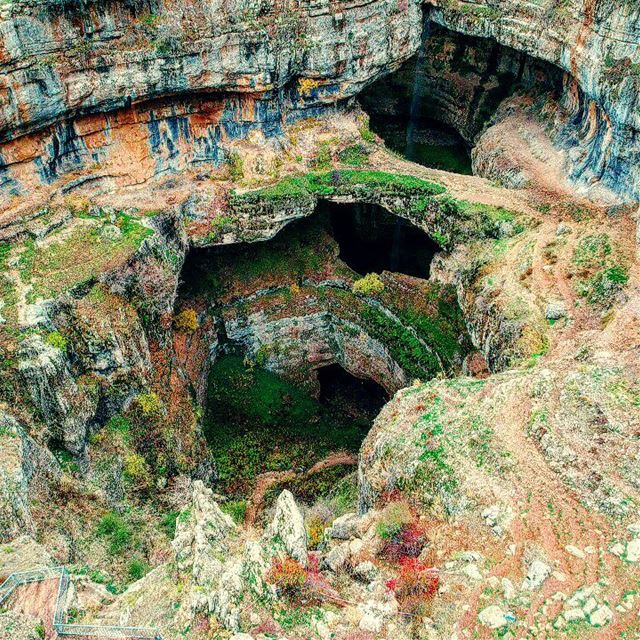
[0,411,59,542]
[0,0,637,211]
[0,0,422,211]
[426,0,640,200]
[225,309,409,394]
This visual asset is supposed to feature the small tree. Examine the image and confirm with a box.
[173,308,199,333]
[352,273,384,296]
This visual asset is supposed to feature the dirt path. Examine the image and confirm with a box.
[245,451,357,526]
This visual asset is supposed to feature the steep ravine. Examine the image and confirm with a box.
[1,1,640,639]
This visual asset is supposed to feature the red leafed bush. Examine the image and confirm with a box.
[386,557,439,615]
[267,554,342,606]
[377,500,429,560]
[266,557,307,598]
[399,521,429,557]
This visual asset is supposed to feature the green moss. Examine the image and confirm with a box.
[0,243,11,272]
[208,214,237,242]
[204,355,372,498]
[404,140,473,175]
[455,200,524,235]
[105,415,132,442]
[359,305,441,381]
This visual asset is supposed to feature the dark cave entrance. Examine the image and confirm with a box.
[321,200,441,278]
[317,363,388,424]
[359,21,564,175]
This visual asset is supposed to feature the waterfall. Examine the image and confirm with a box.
[405,17,431,160]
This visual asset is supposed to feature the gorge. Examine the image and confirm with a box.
[0,1,640,639]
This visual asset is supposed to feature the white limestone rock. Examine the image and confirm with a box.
[265,490,308,566]
[478,605,509,629]
[522,560,552,591]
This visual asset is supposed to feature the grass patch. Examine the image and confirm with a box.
[221,500,248,524]
[571,233,628,307]
[338,144,369,167]
[18,215,152,300]
[231,170,446,204]
[96,512,133,555]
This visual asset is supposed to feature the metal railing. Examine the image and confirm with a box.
[0,566,161,639]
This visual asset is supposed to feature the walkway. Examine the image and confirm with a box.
[0,567,161,639]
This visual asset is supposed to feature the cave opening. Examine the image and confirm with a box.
[317,363,388,423]
[177,197,466,510]
[359,21,565,175]
[367,112,473,176]
[202,354,387,505]
[321,199,441,278]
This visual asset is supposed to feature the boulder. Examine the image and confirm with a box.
[522,560,552,591]
[478,605,510,629]
[327,512,360,539]
[265,490,308,566]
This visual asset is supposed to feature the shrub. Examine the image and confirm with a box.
[123,453,151,488]
[377,500,428,560]
[310,143,332,170]
[226,150,244,181]
[352,273,384,296]
[376,500,413,540]
[136,392,162,417]
[359,122,376,143]
[46,330,67,350]
[266,556,307,598]
[386,557,439,616]
[96,512,132,555]
[571,233,629,307]
[173,308,199,333]
[306,514,328,549]
[159,511,179,539]
[127,559,149,581]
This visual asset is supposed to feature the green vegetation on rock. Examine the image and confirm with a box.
[203,355,374,499]
[571,233,629,307]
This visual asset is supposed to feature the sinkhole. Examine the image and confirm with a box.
[177,198,468,510]
[322,200,441,278]
[203,354,388,505]
[359,21,565,175]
